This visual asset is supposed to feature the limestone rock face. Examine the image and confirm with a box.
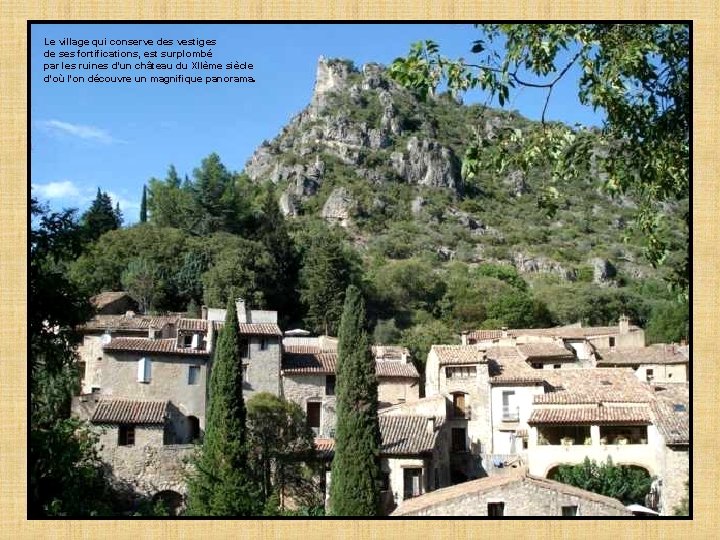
[279,191,298,217]
[513,252,577,282]
[590,257,617,285]
[322,187,355,227]
[390,137,461,190]
[311,56,353,112]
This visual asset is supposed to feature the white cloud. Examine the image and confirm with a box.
[40,120,121,144]
[32,180,81,199]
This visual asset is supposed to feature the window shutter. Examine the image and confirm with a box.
[191,333,199,349]
[138,357,151,383]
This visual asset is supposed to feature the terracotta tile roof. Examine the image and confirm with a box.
[379,416,441,455]
[517,342,575,361]
[651,383,689,445]
[596,344,688,366]
[535,369,654,404]
[314,437,335,459]
[431,345,486,366]
[468,324,641,342]
[391,471,630,516]
[237,323,283,336]
[487,347,546,385]
[528,405,652,425]
[284,344,322,355]
[177,318,208,332]
[375,361,419,379]
[81,314,179,332]
[91,399,168,424]
[103,337,209,356]
[282,352,337,374]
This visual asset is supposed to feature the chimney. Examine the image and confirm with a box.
[148,327,157,339]
[201,305,208,320]
[236,298,249,324]
[461,332,468,346]
[426,417,435,434]
[501,327,509,338]
[619,314,630,335]
[207,321,215,353]
[125,310,135,319]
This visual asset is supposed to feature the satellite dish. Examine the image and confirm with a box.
[101,333,112,345]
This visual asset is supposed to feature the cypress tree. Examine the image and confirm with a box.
[139,185,147,223]
[81,188,121,241]
[186,297,262,515]
[329,285,381,516]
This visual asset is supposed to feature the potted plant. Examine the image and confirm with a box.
[561,437,574,446]
[615,435,628,445]
[584,437,593,445]
[600,436,608,445]
[538,433,549,446]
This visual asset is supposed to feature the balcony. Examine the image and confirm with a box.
[502,405,520,423]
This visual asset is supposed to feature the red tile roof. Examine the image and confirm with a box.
[237,323,283,336]
[103,337,209,356]
[487,347,546,385]
[596,344,688,366]
[431,345,486,366]
[282,353,338,374]
[517,342,575,361]
[375,361,419,379]
[651,383,689,445]
[468,324,641,342]
[177,318,208,332]
[379,416,441,455]
[528,405,652,425]
[283,344,322,355]
[90,291,133,309]
[314,437,335,459]
[535,369,654,404]
[91,399,168,424]
[81,314,179,332]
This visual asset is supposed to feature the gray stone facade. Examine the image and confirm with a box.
[242,336,282,399]
[282,373,337,437]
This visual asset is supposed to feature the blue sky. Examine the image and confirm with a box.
[31,23,604,223]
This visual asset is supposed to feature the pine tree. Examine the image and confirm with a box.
[139,185,147,223]
[81,188,121,242]
[299,232,353,335]
[186,297,263,516]
[329,285,381,516]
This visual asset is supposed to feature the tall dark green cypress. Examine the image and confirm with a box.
[139,185,147,223]
[186,298,262,515]
[329,285,381,516]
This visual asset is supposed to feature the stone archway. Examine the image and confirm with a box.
[152,489,184,516]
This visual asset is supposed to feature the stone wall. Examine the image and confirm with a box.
[243,336,281,398]
[98,351,208,428]
[281,373,337,437]
[635,363,687,384]
[393,476,632,516]
[94,424,195,496]
[378,378,420,409]
[659,445,689,515]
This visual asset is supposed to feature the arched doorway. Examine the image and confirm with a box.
[152,490,184,516]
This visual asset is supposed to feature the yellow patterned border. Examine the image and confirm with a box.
[2,2,716,538]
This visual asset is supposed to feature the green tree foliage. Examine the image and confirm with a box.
[147,165,195,229]
[400,319,458,372]
[121,258,160,314]
[186,298,262,516]
[191,153,245,235]
[201,236,274,309]
[30,198,114,516]
[646,299,689,344]
[673,481,689,516]
[329,285,381,516]
[372,319,401,345]
[255,186,301,324]
[390,24,689,295]
[246,392,317,508]
[299,231,356,335]
[550,457,652,506]
[139,184,147,223]
[81,188,122,242]
[485,289,554,329]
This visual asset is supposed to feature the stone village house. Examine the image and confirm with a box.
[72,301,688,516]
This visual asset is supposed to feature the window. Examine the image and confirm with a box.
[183,334,193,348]
[446,366,477,379]
[562,505,578,516]
[118,425,135,446]
[403,468,422,499]
[307,402,321,433]
[487,502,505,517]
[188,365,201,385]
[137,357,151,383]
[325,375,336,396]
[502,390,518,421]
[452,393,467,418]
[646,369,654,382]
[239,339,249,358]
[553,364,561,370]
[260,338,269,351]
[531,362,542,369]
[451,427,466,452]
[609,337,616,348]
